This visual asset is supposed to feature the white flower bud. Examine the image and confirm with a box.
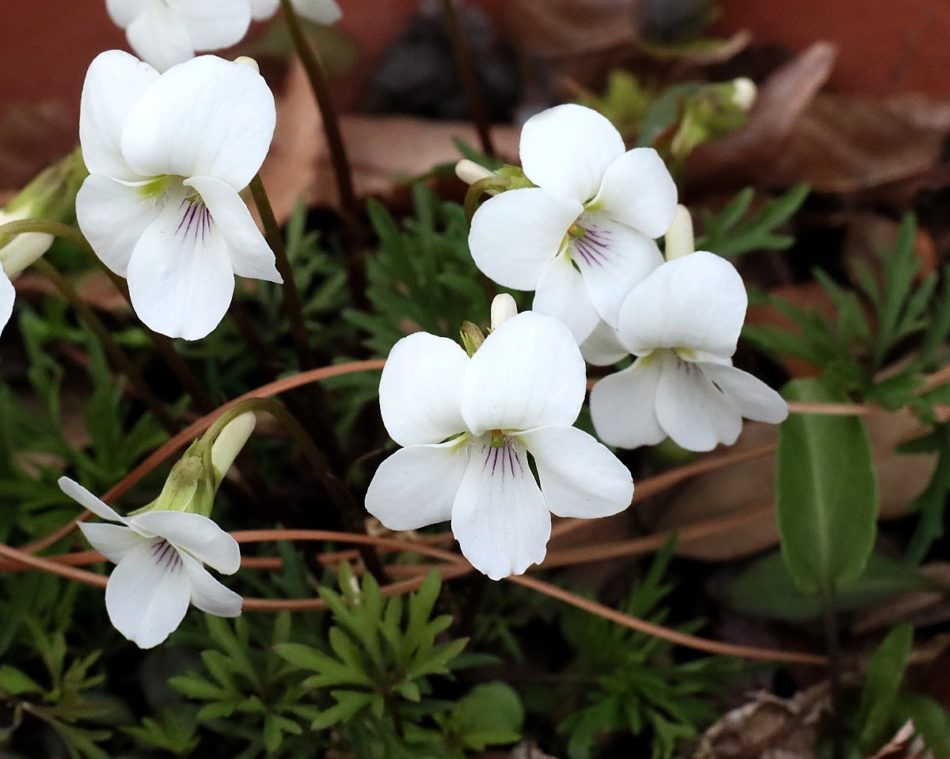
[233,56,260,74]
[0,208,53,277]
[211,412,257,483]
[732,77,757,111]
[490,293,518,331]
[455,159,494,186]
[664,205,694,261]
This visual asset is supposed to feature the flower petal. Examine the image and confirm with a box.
[78,523,141,564]
[76,175,164,277]
[469,188,580,290]
[379,332,469,446]
[451,440,550,580]
[579,320,628,367]
[105,540,192,648]
[106,0,147,28]
[520,104,625,202]
[618,251,747,358]
[186,176,281,283]
[532,254,600,344]
[571,213,663,327]
[126,193,235,340]
[292,0,343,24]
[180,553,243,617]
[520,426,633,518]
[169,0,252,52]
[591,148,678,238]
[126,2,195,73]
[79,50,158,180]
[365,442,470,531]
[461,311,586,435]
[589,358,666,449]
[130,511,241,574]
[122,55,276,190]
[700,362,789,424]
[58,477,126,523]
[0,269,13,338]
[654,353,742,452]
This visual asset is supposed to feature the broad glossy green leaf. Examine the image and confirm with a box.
[777,378,878,595]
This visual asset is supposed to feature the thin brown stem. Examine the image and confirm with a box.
[249,173,314,370]
[278,0,367,306]
[439,0,495,156]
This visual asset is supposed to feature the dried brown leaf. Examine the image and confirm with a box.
[503,0,640,58]
[688,42,837,189]
[640,409,935,561]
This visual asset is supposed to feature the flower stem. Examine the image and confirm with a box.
[822,584,844,759]
[203,398,389,583]
[277,0,367,306]
[31,258,177,434]
[0,219,214,413]
[249,174,314,371]
[439,0,495,157]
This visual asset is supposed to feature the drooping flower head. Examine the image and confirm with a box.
[365,298,633,580]
[468,104,677,343]
[0,150,88,338]
[252,0,342,24]
[76,51,282,340]
[589,250,788,452]
[61,413,256,648]
[105,0,253,72]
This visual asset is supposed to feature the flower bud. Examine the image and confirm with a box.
[0,148,87,276]
[233,56,260,73]
[460,320,486,356]
[455,159,494,186]
[137,413,256,518]
[731,77,757,111]
[664,205,694,261]
[490,293,518,331]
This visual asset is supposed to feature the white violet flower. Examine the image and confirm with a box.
[589,250,788,452]
[105,0,253,72]
[365,298,634,580]
[468,103,677,343]
[76,51,282,340]
[60,479,242,649]
[251,0,342,24]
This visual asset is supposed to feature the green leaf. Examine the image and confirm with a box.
[726,553,926,622]
[777,378,879,595]
[0,665,43,695]
[857,623,913,752]
[447,682,524,751]
[311,691,374,730]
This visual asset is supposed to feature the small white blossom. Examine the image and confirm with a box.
[251,0,342,24]
[468,104,677,343]
[365,302,633,580]
[589,251,788,452]
[76,51,281,340]
[105,0,253,72]
[60,478,242,649]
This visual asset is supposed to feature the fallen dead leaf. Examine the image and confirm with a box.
[688,42,837,191]
[767,93,950,193]
[639,409,936,562]
[308,114,518,210]
[503,0,640,58]
[691,684,831,759]
[257,59,326,227]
